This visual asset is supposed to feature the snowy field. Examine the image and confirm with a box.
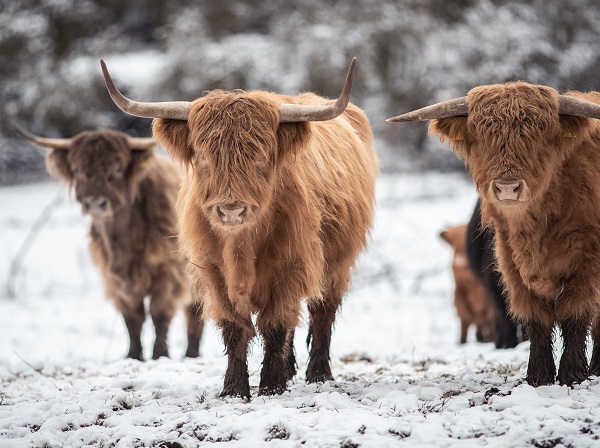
[1,171,599,447]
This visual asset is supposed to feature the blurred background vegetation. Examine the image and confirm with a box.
[1,0,600,184]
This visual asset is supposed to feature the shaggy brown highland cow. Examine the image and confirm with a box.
[17,127,204,361]
[100,58,378,397]
[440,224,495,344]
[388,83,600,386]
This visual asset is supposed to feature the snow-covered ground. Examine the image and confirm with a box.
[1,171,599,447]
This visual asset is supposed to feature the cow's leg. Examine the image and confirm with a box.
[220,321,252,399]
[306,298,341,383]
[257,325,293,395]
[489,261,519,348]
[589,317,600,377]
[526,319,556,386]
[149,275,180,359]
[557,316,590,386]
[285,328,297,381]
[555,275,598,384]
[495,312,520,349]
[460,320,469,344]
[184,299,204,358]
[256,298,299,395]
[475,324,484,343]
[121,301,146,361]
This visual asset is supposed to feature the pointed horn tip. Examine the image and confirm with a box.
[11,123,38,141]
[100,59,112,84]
[385,115,422,123]
[99,59,107,76]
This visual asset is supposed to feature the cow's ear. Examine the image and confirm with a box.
[559,115,592,143]
[152,118,194,165]
[439,229,451,244]
[130,147,153,184]
[276,122,311,160]
[429,117,470,158]
[45,150,73,185]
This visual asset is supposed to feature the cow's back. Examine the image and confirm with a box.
[294,95,378,269]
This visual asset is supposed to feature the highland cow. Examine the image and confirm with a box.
[388,83,600,386]
[440,223,495,344]
[100,58,378,397]
[17,127,204,361]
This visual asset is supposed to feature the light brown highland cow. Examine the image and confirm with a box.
[101,58,378,397]
[389,83,600,386]
[17,127,204,361]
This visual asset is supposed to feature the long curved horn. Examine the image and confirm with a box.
[100,59,191,121]
[128,137,157,150]
[386,97,468,123]
[387,94,600,123]
[558,95,600,119]
[13,124,71,150]
[278,57,357,123]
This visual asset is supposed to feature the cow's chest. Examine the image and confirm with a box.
[509,230,570,299]
[92,227,152,302]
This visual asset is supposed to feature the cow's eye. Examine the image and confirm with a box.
[113,163,124,176]
[256,159,270,177]
[199,160,210,177]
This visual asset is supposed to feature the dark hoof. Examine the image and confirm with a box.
[525,372,555,387]
[184,347,200,358]
[259,366,289,396]
[220,383,251,400]
[126,350,144,362]
[258,383,288,396]
[557,368,588,386]
[306,360,334,384]
[152,347,169,360]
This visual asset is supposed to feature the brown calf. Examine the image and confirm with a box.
[440,223,495,344]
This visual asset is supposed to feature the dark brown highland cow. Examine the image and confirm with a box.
[17,127,204,361]
[100,58,378,397]
[388,83,600,386]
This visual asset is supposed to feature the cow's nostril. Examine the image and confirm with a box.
[98,198,107,210]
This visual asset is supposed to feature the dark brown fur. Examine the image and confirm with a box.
[430,83,600,385]
[153,90,378,397]
[44,130,204,360]
[440,224,495,344]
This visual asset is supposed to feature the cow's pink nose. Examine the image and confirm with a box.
[493,180,523,201]
[217,204,247,225]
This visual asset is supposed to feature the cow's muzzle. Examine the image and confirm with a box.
[83,195,111,217]
[217,203,248,226]
[492,180,524,201]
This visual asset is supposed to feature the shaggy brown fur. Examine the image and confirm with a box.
[429,83,600,386]
[153,90,378,397]
[440,224,495,344]
[43,130,204,360]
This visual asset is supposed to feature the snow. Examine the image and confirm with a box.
[1,171,600,447]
